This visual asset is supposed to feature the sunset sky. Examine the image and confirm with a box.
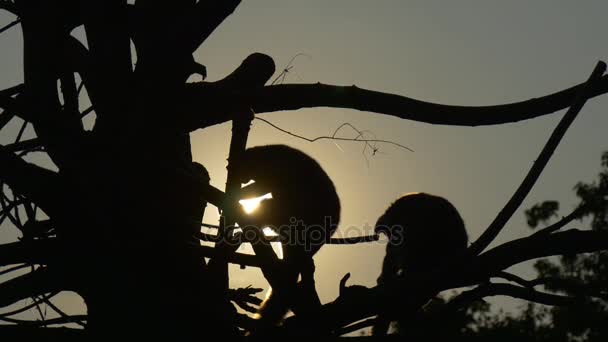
[1,0,608,318]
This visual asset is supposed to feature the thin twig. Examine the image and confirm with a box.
[0,263,29,276]
[335,318,376,336]
[254,117,413,152]
[531,205,585,237]
[0,18,19,35]
[271,53,311,85]
[40,296,87,328]
[0,292,58,318]
[80,106,94,118]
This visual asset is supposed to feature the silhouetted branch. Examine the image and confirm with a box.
[495,272,608,300]
[335,318,377,336]
[467,229,608,286]
[0,18,19,35]
[0,147,61,215]
[447,283,577,311]
[0,325,84,341]
[468,61,606,256]
[0,268,63,308]
[493,271,532,287]
[39,295,87,328]
[186,0,242,53]
[254,117,414,152]
[0,315,87,327]
[284,229,608,331]
[0,83,23,98]
[183,69,608,131]
[0,291,58,318]
[1,138,41,153]
[530,205,585,236]
[329,235,380,244]
[0,240,58,267]
[0,264,28,276]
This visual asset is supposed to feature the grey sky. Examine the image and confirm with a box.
[1,0,607,319]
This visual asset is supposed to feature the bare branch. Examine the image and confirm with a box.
[0,325,84,340]
[254,117,414,152]
[495,272,608,300]
[185,0,242,52]
[1,138,41,153]
[0,146,61,215]
[0,18,19,35]
[468,61,606,255]
[0,291,58,318]
[183,70,608,131]
[447,283,577,311]
[335,318,377,336]
[0,315,87,327]
[0,268,63,308]
[0,240,58,267]
[0,84,24,98]
[531,205,585,236]
[329,235,380,244]
[465,229,608,286]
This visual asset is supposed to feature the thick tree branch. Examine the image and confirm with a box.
[1,138,41,153]
[285,229,608,331]
[183,69,608,131]
[0,84,23,98]
[0,315,87,327]
[0,326,84,341]
[0,146,61,215]
[0,240,58,267]
[185,0,241,53]
[0,291,58,318]
[465,229,608,286]
[468,61,606,255]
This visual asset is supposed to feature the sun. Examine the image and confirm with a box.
[238,193,273,214]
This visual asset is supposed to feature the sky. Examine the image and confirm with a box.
[1,0,608,322]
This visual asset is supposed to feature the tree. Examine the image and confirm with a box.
[458,151,608,342]
[0,1,607,340]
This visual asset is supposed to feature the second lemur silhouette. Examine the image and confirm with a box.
[373,192,468,335]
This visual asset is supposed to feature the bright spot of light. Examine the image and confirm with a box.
[262,228,283,260]
[262,227,278,237]
[239,193,273,214]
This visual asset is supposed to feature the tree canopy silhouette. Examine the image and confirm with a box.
[0,1,607,340]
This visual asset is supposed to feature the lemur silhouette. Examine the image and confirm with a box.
[233,144,341,334]
[373,192,468,335]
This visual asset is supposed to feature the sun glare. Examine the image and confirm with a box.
[239,193,273,214]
